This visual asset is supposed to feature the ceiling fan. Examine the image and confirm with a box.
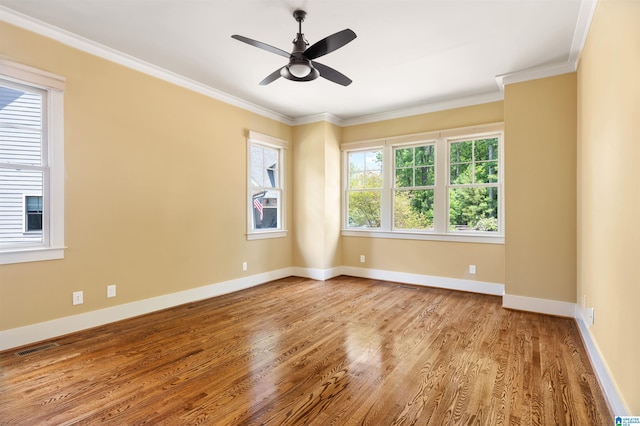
[231,10,356,86]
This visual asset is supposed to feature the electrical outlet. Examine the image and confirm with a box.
[72,291,83,305]
[360,255,365,263]
[469,265,476,274]
[242,261,248,271]
[107,284,116,298]
[585,307,595,326]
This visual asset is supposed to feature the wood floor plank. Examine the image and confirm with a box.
[0,276,612,425]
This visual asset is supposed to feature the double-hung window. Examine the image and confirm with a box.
[342,123,503,243]
[393,144,436,231]
[0,60,65,264]
[246,131,287,240]
[345,149,382,228]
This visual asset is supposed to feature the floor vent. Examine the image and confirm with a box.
[16,342,59,357]
[398,285,419,290]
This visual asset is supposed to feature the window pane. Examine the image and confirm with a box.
[348,190,381,228]
[250,145,264,187]
[475,161,499,183]
[364,170,382,189]
[349,168,365,190]
[415,145,434,166]
[263,148,278,188]
[450,141,472,163]
[348,152,365,190]
[416,166,434,186]
[365,151,382,174]
[474,138,499,161]
[449,187,499,232]
[450,163,472,184]
[0,167,43,244]
[26,195,43,212]
[264,163,277,188]
[394,189,434,230]
[350,150,382,190]
[395,167,413,187]
[395,147,413,168]
[252,189,279,229]
[0,86,43,166]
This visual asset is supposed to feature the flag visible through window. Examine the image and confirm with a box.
[253,197,263,220]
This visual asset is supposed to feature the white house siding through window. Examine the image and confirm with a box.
[0,81,45,246]
[250,143,280,230]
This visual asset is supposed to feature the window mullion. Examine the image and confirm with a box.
[434,137,448,233]
[380,144,392,231]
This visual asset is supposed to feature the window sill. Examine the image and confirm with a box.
[0,246,66,265]
[247,230,288,241]
[341,229,504,244]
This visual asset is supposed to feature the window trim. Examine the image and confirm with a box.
[246,131,288,240]
[0,60,65,264]
[341,123,504,244]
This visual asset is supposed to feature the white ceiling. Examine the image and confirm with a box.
[0,0,594,124]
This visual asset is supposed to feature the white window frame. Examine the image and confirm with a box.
[341,123,504,244]
[246,131,287,240]
[0,60,65,264]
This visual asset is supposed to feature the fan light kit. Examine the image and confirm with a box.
[232,10,356,86]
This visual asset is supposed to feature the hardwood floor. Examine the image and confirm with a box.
[0,276,611,425]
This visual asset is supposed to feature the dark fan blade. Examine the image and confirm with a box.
[312,61,352,86]
[231,35,290,58]
[259,68,284,85]
[303,29,356,60]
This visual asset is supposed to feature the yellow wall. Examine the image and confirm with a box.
[0,23,292,330]
[503,73,577,302]
[341,102,506,284]
[323,122,343,269]
[342,103,504,143]
[577,0,640,413]
[292,121,343,271]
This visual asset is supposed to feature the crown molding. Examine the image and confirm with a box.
[495,61,577,90]
[0,6,296,126]
[495,0,597,91]
[570,0,598,66]
[292,113,344,127]
[340,91,504,127]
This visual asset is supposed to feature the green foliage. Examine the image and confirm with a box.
[348,191,381,227]
[394,190,433,230]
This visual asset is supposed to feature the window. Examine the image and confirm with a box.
[342,123,503,243]
[394,144,435,231]
[247,131,287,239]
[449,137,499,232]
[25,195,43,232]
[346,150,382,228]
[0,60,65,264]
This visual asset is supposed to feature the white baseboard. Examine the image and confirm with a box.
[341,266,505,296]
[292,266,342,281]
[502,293,576,317]
[0,267,294,351]
[575,307,629,416]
